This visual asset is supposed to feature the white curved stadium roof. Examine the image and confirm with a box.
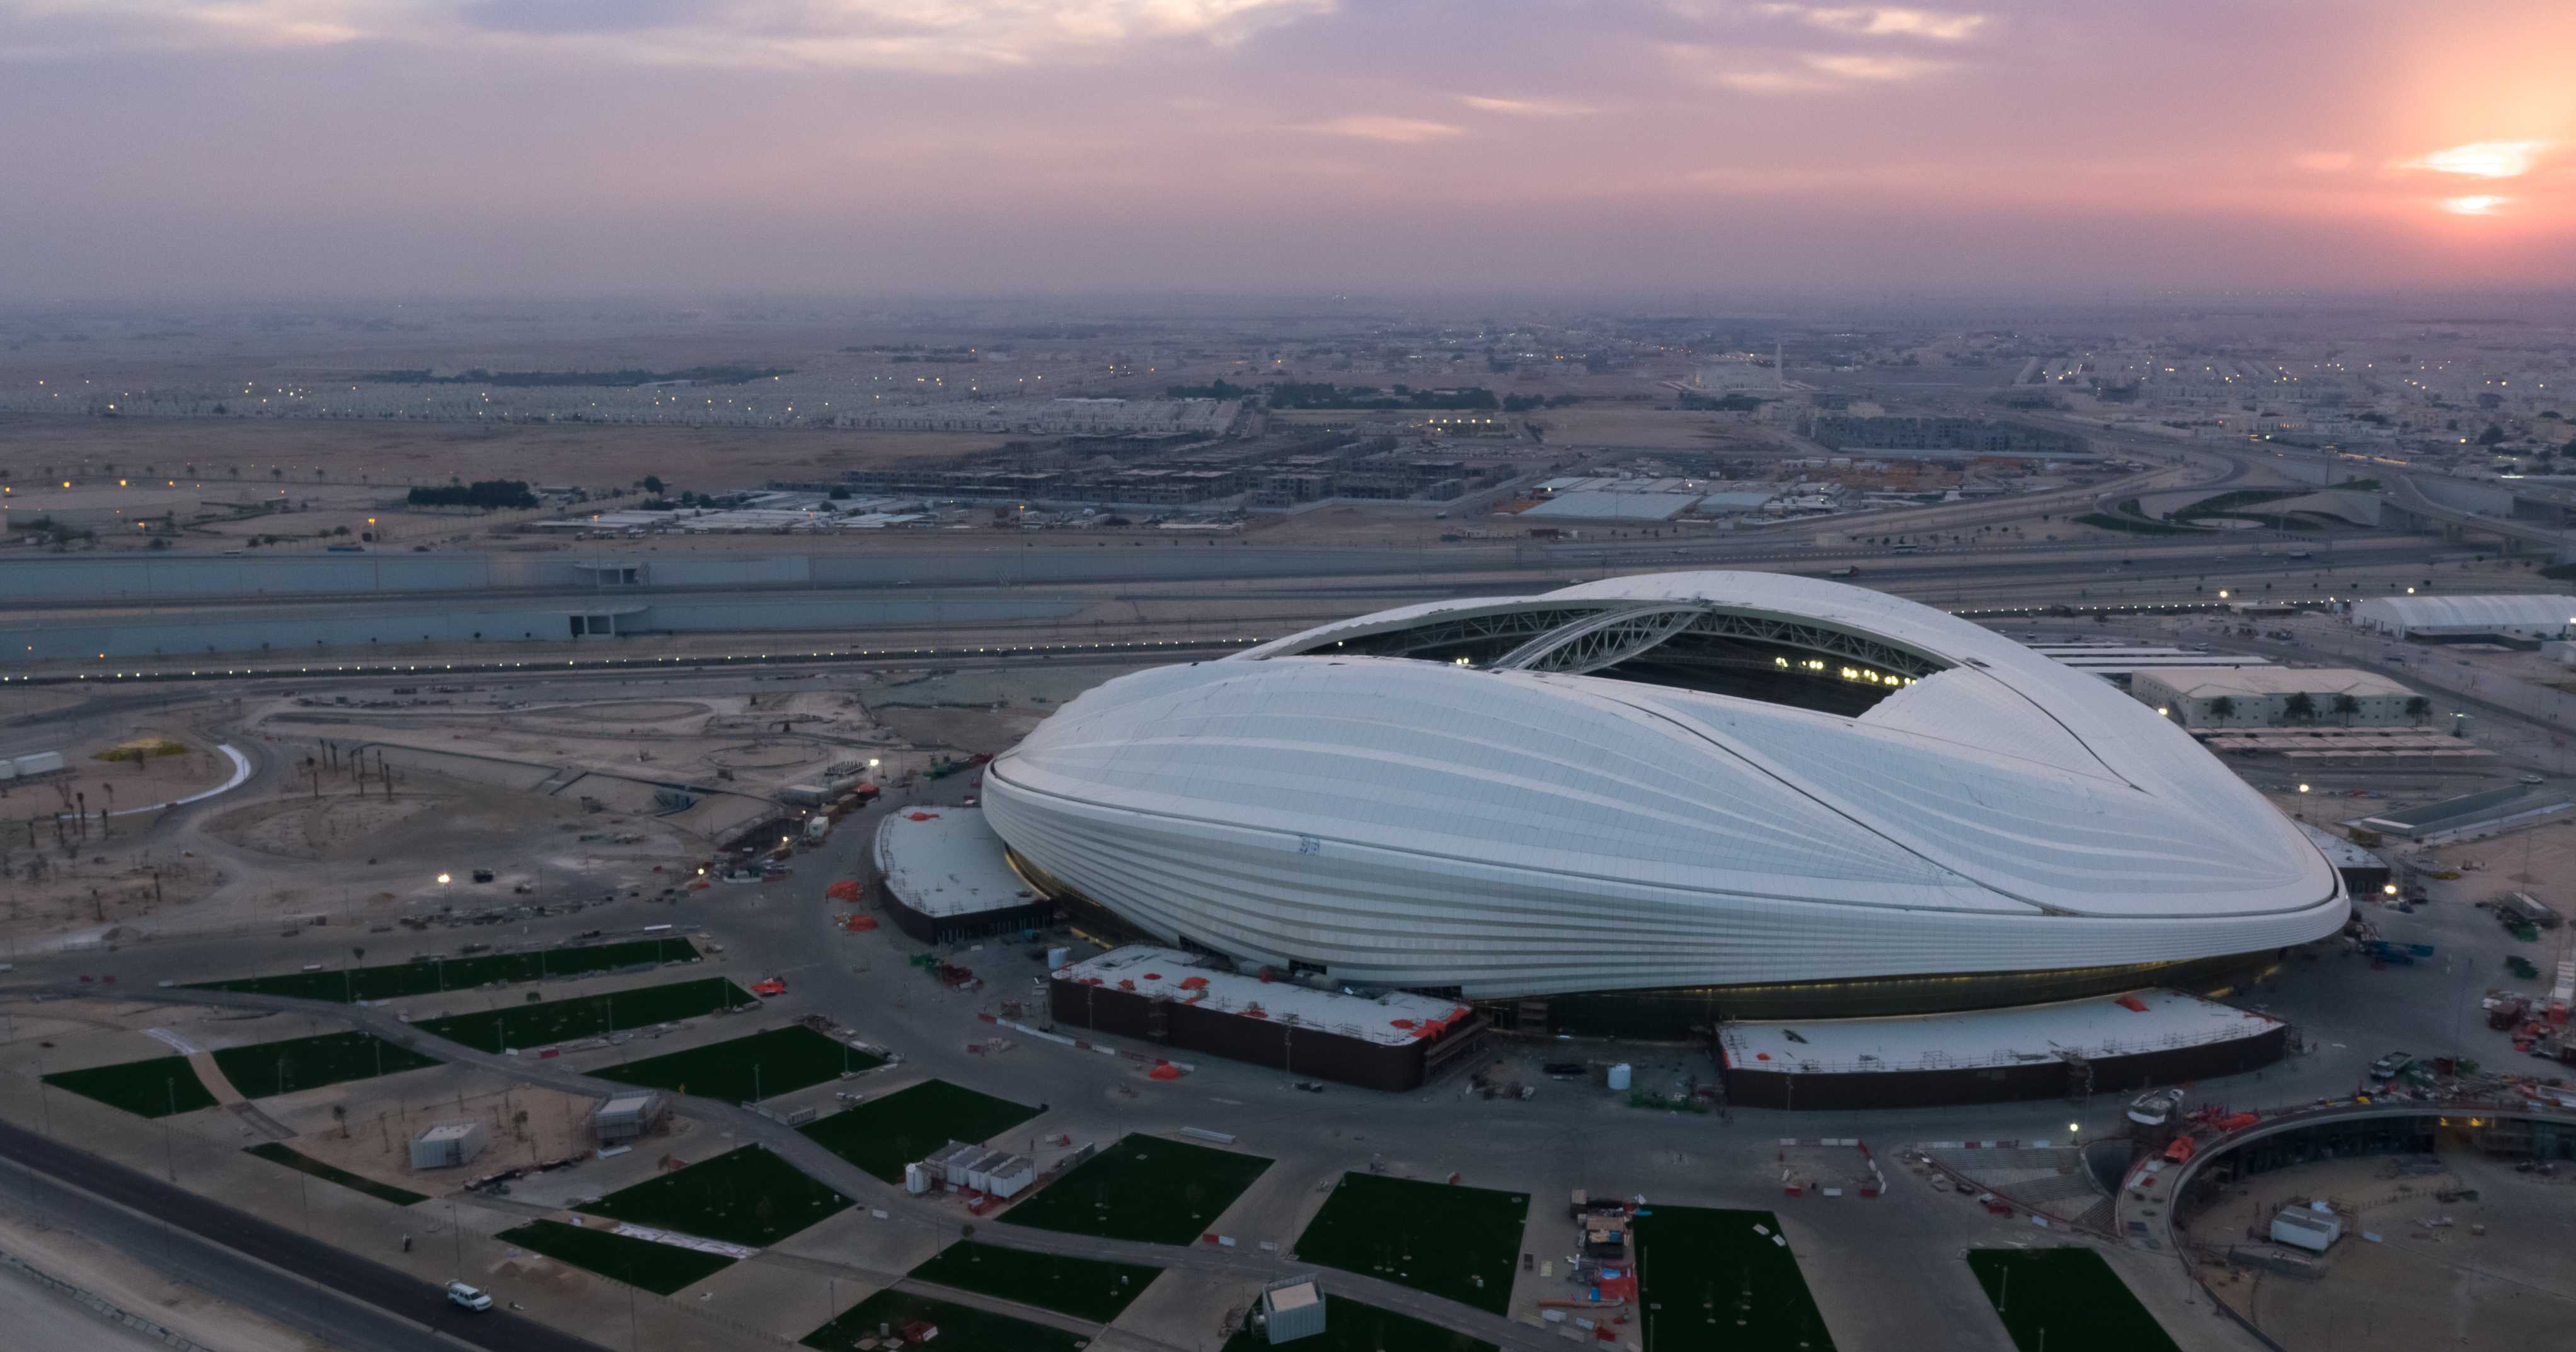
[986,572,2347,999]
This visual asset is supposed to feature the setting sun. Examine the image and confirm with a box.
[2407,140,2550,178]
[2442,194,2510,215]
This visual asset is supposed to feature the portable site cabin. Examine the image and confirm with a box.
[1258,1276,1326,1344]
[927,1141,985,1188]
[979,1154,1035,1200]
[595,1091,666,1145]
[2269,1204,2342,1253]
[410,1121,488,1170]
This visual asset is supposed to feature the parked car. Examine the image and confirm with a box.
[2367,1051,2413,1080]
[446,1281,493,1312]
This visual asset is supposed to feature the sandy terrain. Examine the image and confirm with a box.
[280,1075,615,1194]
[6,728,236,823]
[2192,1154,2576,1351]
[204,794,445,860]
[199,772,698,919]
[0,848,226,944]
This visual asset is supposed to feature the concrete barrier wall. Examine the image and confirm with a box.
[0,1246,217,1352]
[0,552,822,602]
[0,542,1524,606]
[0,594,1080,663]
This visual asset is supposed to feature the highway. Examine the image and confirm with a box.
[0,1117,605,1352]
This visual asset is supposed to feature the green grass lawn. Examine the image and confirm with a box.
[496,1218,736,1295]
[1217,1293,1498,1352]
[190,937,702,1003]
[803,1290,1087,1352]
[596,1026,882,1104]
[1290,1173,1527,1316]
[577,1145,849,1248]
[212,1031,442,1098]
[415,977,755,1053]
[1004,1134,1271,1245]
[1967,1249,2180,1352]
[244,1142,429,1206]
[798,1079,1041,1182]
[907,1240,1160,1324]
[1632,1205,1835,1351]
[42,1056,217,1118]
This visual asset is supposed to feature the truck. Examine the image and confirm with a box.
[1828,565,1860,578]
[2500,892,2562,929]
[802,816,832,846]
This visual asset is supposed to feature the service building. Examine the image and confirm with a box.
[2132,667,2418,728]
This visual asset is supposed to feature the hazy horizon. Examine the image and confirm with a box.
[6,1,2572,302]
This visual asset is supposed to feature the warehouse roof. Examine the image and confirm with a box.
[1521,490,1701,520]
[1718,989,2281,1075]
[2132,667,2413,699]
[1055,946,1471,1048]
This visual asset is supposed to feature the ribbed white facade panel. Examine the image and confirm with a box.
[984,573,2349,998]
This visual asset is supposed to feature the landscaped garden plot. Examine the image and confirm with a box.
[907,1240,1160,1323]
[1967,1249,2180,1352]
[798,1079,1040,1182]
[42,1056,217,1118]
[596,1026,881,1104]
[244,1143,428,1206]
[415,977,755,1053]
[190,937,701,1004]
[212,1031,440,1098]
[576,1145,849,1248]
[1632,1206,1835,1351]
[1003,1134,1271,1245]
[1289,1172,1527,1316]
[496,1218,735,1295]
[1217,1294,1497,1352]
[803,1289,1086,1352]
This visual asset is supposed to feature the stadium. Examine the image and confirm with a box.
[979,572,2350,1047]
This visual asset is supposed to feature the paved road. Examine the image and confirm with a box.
[0,1117,602,1352]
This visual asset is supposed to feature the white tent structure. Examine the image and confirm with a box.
[2349,593,2576,641]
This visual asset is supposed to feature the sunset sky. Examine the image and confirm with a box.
[4,1,2572,299]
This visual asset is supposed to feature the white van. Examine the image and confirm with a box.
[446,1281,492,1312]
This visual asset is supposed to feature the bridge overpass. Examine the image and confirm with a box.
[2383,472,2576,559]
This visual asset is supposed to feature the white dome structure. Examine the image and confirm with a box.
[984,573,2347,1015]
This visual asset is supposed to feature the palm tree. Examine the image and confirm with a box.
[2284,692,2318,724]
[2405,696,2432,726]
[2208,696,2238,725]
[2330,693,2361,726]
